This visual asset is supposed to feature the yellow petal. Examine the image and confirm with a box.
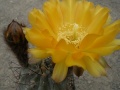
[65,0,76,22]
[86,46,117,56]
[90,20,120,48]
[28,48,50,64]
[48,49,67,63]
[52,61,68,83]
[65,53,86,69]
[84,57,106,77]
[99,57,110,68]
[87,6,109,35]
[28,8,56,38]
[105,15,112,26]
[106,39,120,50]
[25,28,53,49]
[60,0,77,23]
[108,39,120,46]
[83,53,100,61]
[28,48,50,59]
[56,40,75,52]
[79,34,99,50]
[75,0,94,27]
[43,0,63,33]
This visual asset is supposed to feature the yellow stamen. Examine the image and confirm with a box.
[57,23,88,48]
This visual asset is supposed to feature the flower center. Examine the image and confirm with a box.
[57,23,88,48]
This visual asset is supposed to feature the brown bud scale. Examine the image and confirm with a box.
[4,20,29,67]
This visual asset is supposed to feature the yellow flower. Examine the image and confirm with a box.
[24,0,120,83]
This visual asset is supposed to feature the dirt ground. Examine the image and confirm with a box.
[0,0,120,90]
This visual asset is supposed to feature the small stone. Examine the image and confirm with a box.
[88,81,91,84]
[10,1,13,3]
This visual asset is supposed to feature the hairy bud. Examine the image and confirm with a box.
[4,20,29,67]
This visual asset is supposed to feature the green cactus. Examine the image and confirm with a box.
[16,58,75,90]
